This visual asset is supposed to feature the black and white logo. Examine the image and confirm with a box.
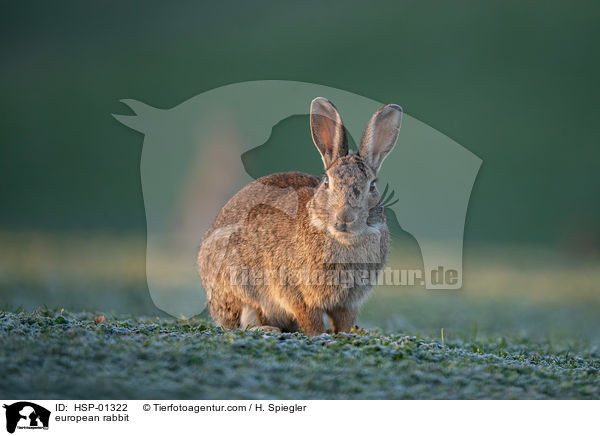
[3,402,50,434]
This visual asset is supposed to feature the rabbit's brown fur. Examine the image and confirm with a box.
[198,98,402,335]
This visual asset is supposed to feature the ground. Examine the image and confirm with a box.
[0,308,598,399]
[0,235,599,399]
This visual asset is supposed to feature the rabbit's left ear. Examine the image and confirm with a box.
[358,104,403,173]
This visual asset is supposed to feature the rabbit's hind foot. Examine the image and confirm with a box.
[241,305,282,333]
[248,325,282,333]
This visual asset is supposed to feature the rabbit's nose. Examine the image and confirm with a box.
[335,208,356,231]
[335,221,348,232]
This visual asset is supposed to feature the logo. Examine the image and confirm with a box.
[114,80,481,318]
[3,403,50,434]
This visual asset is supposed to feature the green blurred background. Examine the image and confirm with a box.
[1,1,599,341]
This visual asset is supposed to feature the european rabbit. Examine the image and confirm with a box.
[198,97,402,335]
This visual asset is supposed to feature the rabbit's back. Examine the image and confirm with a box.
[203,171,319,241]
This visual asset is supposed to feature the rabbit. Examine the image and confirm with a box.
[197,97,402,336]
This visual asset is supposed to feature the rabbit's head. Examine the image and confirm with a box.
[308,97,402,244]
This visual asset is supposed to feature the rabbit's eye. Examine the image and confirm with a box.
[369,180,377,192]
[322,175,329,189]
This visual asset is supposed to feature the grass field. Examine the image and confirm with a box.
[1,234,599,399]
[0,309,598,399]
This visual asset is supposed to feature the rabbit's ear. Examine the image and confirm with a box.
[358,104,403,173]
[310,97,349,169]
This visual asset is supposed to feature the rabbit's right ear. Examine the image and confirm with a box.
[310,97,349,169]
